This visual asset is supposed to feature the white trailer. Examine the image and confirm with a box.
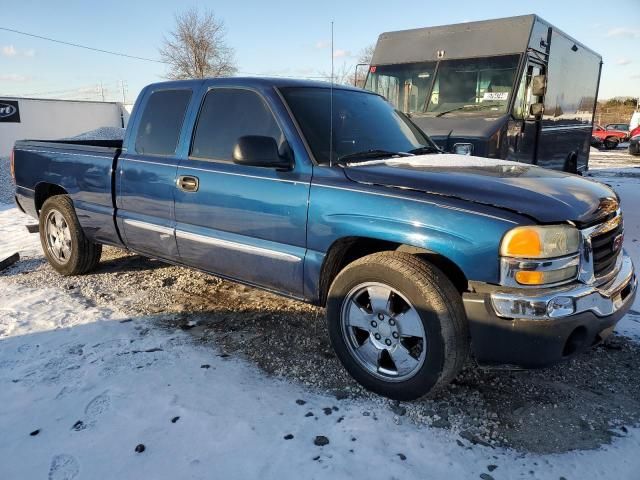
[0,97,129,157]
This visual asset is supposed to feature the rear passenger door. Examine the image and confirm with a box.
[174,87,311,297]
[117,87,193,260]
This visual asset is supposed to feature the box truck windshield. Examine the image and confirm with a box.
[366,54,520,116]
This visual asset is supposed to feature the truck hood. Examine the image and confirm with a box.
[409,114,505,141]
[343,154,618,226]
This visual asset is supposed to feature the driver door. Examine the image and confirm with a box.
[507,60,545,164]
[508,62,544,164]
[173,87,311,296]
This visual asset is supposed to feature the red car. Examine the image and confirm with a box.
[592,125,628,149]
[629,124,640,138]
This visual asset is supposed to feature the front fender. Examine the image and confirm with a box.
[306,180,528,288]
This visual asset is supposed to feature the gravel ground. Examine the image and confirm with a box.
[0,157,14,205]
[63,126,125,140]
[2,245,639,454]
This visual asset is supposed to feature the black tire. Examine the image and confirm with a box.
[326,251,468,400]
[564,153,578,174]
[604,137,619,150]
[39,195,102,275]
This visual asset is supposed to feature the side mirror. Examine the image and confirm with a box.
[232,136,292,170]
[531,75,546,97]
[529,102,544,118]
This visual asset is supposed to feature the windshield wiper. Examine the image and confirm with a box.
[336,149,412,164]
[435,103,503,117]
[408,145,441,155]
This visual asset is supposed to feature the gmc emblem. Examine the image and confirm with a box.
[613,233,624,252]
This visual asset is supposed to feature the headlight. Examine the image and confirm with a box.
[453,143,473,155]
[500,225,580,259]
[500,225,580,287]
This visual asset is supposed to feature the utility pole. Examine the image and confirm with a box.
[119,80,128,104]
[99,81,105,101]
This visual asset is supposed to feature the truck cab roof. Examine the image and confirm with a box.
[143,77,367,93]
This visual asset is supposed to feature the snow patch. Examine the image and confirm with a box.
[349,153,520,168]
[0,207,41,260]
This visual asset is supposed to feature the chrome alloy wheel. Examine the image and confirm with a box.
[45,209,72,264]
[340,282,427,382]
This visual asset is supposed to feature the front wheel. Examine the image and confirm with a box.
[39,195,102,276]
[604,137,619,150]
[326,252,468,400]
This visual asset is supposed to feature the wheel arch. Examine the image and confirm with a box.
[317,236,468,306]
[34,182,69,215]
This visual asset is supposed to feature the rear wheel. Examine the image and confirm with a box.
[39,195,102,275]
[326,252,468,400]
[564,153,578,174]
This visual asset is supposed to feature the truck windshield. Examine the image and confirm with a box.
[364,62,436,114]
[281,87,436,165]
[425,54,520,116]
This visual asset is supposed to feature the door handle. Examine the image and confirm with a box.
[177,175,199,192]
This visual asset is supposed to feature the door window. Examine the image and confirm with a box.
[190,88,284,162]
[364,62,436,114]
[513,64,542,119]
[135,89,192,155]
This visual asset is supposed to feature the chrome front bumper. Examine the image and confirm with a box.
[490,252,636,320]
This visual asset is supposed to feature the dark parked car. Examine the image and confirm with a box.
[629,135,640,156]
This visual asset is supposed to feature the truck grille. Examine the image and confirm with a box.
[591,221,623,278]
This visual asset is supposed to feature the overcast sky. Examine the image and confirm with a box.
[0,0,638,103]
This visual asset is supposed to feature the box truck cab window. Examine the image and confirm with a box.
[425,55,520,115]
[364,62,436,114]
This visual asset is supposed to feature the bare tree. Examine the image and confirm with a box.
[358,44,375,65]
[317,44,376,87]
[353,44,375,87]
[159,7,237,79]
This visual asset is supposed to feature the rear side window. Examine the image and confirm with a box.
[190,88,283,161]
[135,89,192,156]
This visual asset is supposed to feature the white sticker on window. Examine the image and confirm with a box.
[482,92,509,101]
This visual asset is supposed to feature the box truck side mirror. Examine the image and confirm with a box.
[530,102,544,118]
[531,75,547,97]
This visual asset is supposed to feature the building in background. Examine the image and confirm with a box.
[0,97,130,157]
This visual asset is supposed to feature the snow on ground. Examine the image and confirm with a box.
[2,280,640,480]
[0,205,41,261]
[1,148,640,479]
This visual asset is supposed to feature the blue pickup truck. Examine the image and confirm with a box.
[10,78,637,400]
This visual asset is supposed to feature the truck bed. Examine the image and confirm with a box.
[13,139,122,246]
